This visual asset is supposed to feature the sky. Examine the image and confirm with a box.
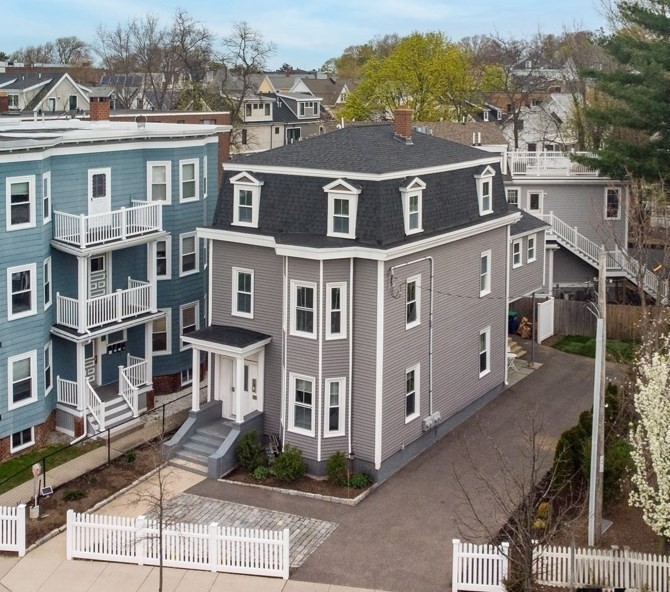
[4,0,607,70]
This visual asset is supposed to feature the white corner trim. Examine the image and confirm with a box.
[374,260,384,470]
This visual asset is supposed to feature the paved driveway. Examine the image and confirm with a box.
[188,344,618,592]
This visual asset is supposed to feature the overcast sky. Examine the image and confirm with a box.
[4,0,606,70]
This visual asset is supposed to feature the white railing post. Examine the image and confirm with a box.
[282,528,290,580]
[573,226,578,247]
[66,509,74,560]
[500,541,510,589]
[16,504,26,557]
[116,289,123,323]
[136,516,146,566]
[209,523,218,572]
[120,207,127,240]
[452,539,460,592]
[79,214,86,249]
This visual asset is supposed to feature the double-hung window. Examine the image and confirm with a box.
[152,309,171,355]
[180,302,199,350]
[8,351,37,410]
[8,264,36,320]
[527,235,537,263]
[474,166,495,216]
[324,179,360,239]
[232,268,254,318]
[400,177,425,235]
[42,172,51,223]
[605,188,621,220]
[179,233,198,276]
[406,275,421,329]
[231,172,263,228]
[179,159,199,202]
[43,257,52,310]
[528,191,542,213]
[147,161,171,203]
[44,341,53,395]
[506,188,519,207]
[479,327,491,377]
[155,238,172,279]
[291,281,316,338]
[324,378,346,437]
[6,176,35,230]
[202,156,208,198]
[326,282,347,340]
[480,250,491,297]
[405,365,420,422]
[289,373,315,436]
[512,240,522,268]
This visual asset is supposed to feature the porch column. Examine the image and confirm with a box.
[144,322,153,385]
[235,356,244,424]
[76,342,86,412]
[191,347,201,412]
[256,348,265,412]
[147,240,158,312]
[77,255,87,334]
[206,352,212,402]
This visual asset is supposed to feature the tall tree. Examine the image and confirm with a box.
[55,36,91,65]
[11,43,55,64]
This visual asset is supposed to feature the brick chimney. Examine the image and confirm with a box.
[394,106,413,144]
[0,92,8,113]
[89,96,110,121]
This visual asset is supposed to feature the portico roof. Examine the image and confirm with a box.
[182,325,271,356]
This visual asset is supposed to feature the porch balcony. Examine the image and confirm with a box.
[508,151,599,177]
[53,201,163,249]
[56,278,155,333]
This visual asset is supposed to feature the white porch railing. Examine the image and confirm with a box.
[86,382,105,431]
[119,355,147,417]
[509,151,599,177]
[56,278,153,332]
[66,511,290,579]
[53,202,163,248]
[0,505,26,557]
[542,211,664,301]
[57,376,79,407]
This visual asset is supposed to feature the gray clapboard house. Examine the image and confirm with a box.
[167,109,545,481]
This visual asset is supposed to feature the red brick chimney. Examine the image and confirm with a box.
[394,106,413,143]
[0,92,8,113]
[89,96,110,121]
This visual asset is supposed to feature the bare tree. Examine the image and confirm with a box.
[95,23,141,109]
[454,410,584,592]
[171,8,214,83]
[55,36,91,65]
[11,43,55,65]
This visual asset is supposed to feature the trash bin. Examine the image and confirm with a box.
[508,310,519,334]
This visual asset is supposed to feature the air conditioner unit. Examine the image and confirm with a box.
[422,416,434,432]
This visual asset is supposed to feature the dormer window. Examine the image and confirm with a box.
[299,101,319,117]
[323,179,360,239]
[400,177,426,235]
[474,166,496,216]
[230,172,263,228]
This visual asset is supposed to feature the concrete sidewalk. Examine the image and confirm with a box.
[0,467,385,592]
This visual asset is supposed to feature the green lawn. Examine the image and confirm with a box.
[0,441,102,494]
[552,335,638,363]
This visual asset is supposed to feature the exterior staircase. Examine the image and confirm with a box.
[508,337,526,360]
[88,393,137,435]
[541,212,665,302]
[170,422,233,476]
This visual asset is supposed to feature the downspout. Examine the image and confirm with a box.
[317,260,323,462]
[505,224,511,385]
[70,412,88,445]
[281,256,288,446]
[348,257,354,456]
[389,256,434,415]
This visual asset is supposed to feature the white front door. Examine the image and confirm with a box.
[89,255,108,298]
[218,358,259,421]
[88,168,112,219]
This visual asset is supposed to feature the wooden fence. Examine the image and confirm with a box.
[0,504,26,556]
[452,539,670,592]
[512,297,670,341]
[66,510,290,579]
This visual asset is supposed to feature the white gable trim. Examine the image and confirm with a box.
[322,178,361,194]
[402,177,426,191]
[229,171,264,186]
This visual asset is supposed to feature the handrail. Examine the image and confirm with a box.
[86,382,105,431]
[119,369,139,417]
[509,151,599,176]
[119,355,147,417]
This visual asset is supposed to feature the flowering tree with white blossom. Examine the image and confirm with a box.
[629,336,670,545]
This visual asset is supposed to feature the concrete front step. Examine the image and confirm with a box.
[169,457,208,476]
[182,440,220,456]
[174,448,209,466]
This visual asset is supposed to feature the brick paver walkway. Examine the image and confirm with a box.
[162,493,337,567]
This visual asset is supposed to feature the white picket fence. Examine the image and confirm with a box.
[0,504,26,556]
[66,510,290,579]
[453,539,670,592]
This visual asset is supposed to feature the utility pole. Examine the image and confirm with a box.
[588,248,607,546]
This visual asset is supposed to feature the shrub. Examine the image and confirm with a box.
[236,430,265,472]
[271,445,307,482]
[64,489,86,501]
[124,450,137,463]
[349,472,372,489]
[603,437,633,503]
[326,451,349,487]
[252,466,270,481]
[553,425,588,485]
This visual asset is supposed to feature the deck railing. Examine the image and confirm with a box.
[86,382,105,431]
[53,202,162,248]
[57,377,79,407]
[56,278,153,332]
[119,355,146,417]
[509,151,599,176]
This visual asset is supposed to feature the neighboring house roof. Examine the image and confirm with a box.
[0,73,52,90]
[510,208,550,236]
[302,78,355,106]
[100,74,143,87]
[413,121,507,147]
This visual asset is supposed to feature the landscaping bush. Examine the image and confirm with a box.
[236,430,265,471]
[124,450,137,463]
[271,445,307,482]
[553,425,588,485]
[603,437,633,503]
[63,489,86,501]
[349,472,372,489]
[326,451,349,487]
[252,466,270,481]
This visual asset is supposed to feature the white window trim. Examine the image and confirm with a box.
[528,190,543,212]
[179,232,199,277]
[10,427,35,454]
[7,263,37,320]
[43,257,52,310]
[42,171,51,224]
[324,179,361,239]
[203,155,208,198]
[406,275,421,330]
[605,187,622,220]
[232,267,254,319]
[155,237,172,280]
[44,341,53,396]
[480,250,492,297]
[8,350,38,411]
[6,175,36,231]
[181,367,193,386]
[325,282,347,340]
[180,301,200,351]
[146,161,172,204]
[153,309,172,356]
[506,186,520,207]
[88,167,111,201]
[400,177,426,235]
[479,327,491,378]
[512,239,523,269]
[290,280,317,339]
[474,166,495,216]
[179,158,199,203]
[324,377,346,437]
[288,372,315,437]
[527,235,537,263]
[202,237,208,269]
[405,364,420,423]
[230,172,263,228]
